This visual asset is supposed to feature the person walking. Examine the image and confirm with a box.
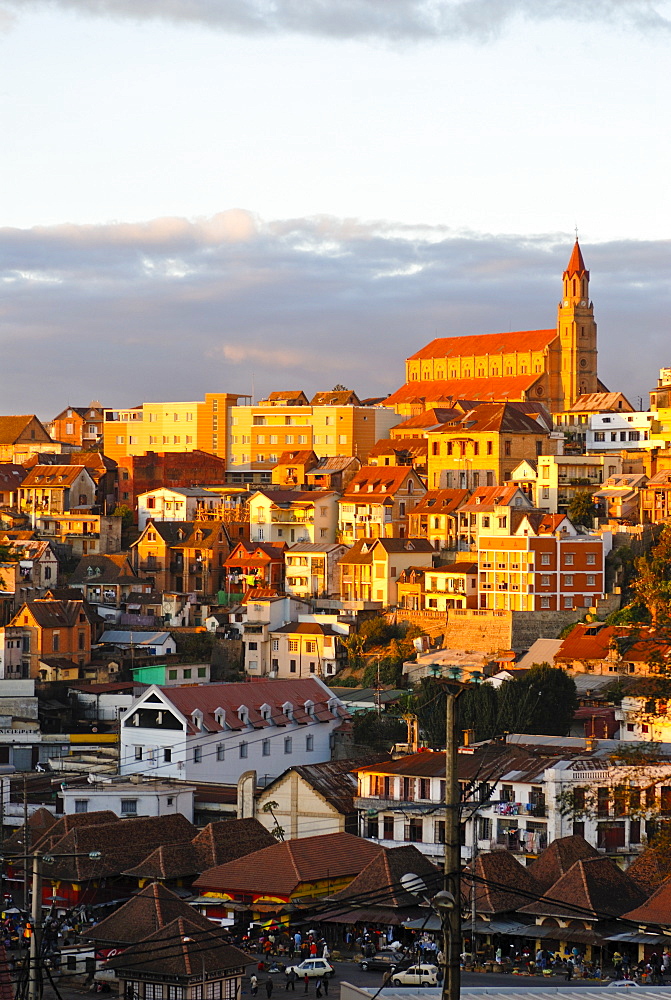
[265,977,274,999]
[250,975,258,996]
[315,978,322,999]
[285,970,296,992]
[322,976,328,996]
[303,974,309,995]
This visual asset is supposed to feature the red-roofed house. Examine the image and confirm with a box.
[120,677,349,786]
[338,466,426,544]
[249,490,339,545]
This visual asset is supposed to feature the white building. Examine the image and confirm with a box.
[588,410,669,452]
[249,490,339,545]
[616,693,671,743]
[61,774,195,821]
[284,542,349,600]
[235,596,311,675]
[119,676,349,786]
[352,734,671,864]
[137,487,222,529]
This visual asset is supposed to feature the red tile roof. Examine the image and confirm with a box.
[621,876,671,925]
[86,882,213,946]
[526,835,600,893]
[409,489,470,516]
[194,831,381,899]
[341,466,423,501]
[467,851,543,915]
[384,375,542,407]
[565,240,588,277]
[519,856,646,920]
[555,624,671,665]
[626,848,671,895]
[105,916,249,979]
[408,329,557,361]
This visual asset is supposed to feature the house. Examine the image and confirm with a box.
[105,916,249,997]
[237,596,311,675]
[478,511,607,611]
[164,521,233,603]
[6,599,93,678]
[137,487,222,528]
[426,401,558,490]
[36,512,122,556]
[338,466,426,544]
[614,681,671,743]
[97,629,176,657]
[352,734,671,865]
[0,536,59,604]
[305,456,361,492]
[131,663,211,686]
[69,553,149,607]
[61,775,196,822]
[249,490,339,545]
[18,465,97,515]
[396,562,478,612]
[223,541,286,594]
[284,542,348,600]
[48,404,104,449]
[116,449,228,513]
[455,485,533,550]
[119,677,349,786]
[0,464,26,507]
[193,830,381,910]
[252,758,371,839]
[554,391,635,448]
[132,520,190,593]
[339,537,435,608]
[592,473,647,523]
[24,451,118,512]
[0,415,55,463]
[640,469,671,524]
[407,489,470,550]
[271,449,319,487]
[367,437,428,475]
[554,622,671,677]
[533,453,622,515]
[267,617,350,679]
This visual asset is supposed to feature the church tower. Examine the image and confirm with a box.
[557,240,598,409]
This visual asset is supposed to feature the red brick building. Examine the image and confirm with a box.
[116,450,226,516]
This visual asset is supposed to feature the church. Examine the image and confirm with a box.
[385,241,600,417]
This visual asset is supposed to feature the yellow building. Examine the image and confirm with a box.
[228,397,397,471]
[426,401,558,489]
[386,241,599,417]
[103,393,242,462]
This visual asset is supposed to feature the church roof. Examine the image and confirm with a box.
[385,374,543,408]
[565,240,588,277]
[407,328,556,361]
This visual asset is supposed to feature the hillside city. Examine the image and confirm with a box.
[4,240,671,996]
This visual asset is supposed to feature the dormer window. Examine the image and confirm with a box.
[260,703,272,722]
[304,700,314,717]
[191,710,203,731]
[214,708,225,727]
[238,706,249,725]
[283,702,294,721]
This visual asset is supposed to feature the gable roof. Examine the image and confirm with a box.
[620,875,671,926]
[409,489,470,516]
[460,485,531,511]
[21,465,93,489]
[331,845,439,908]
[518,855,646,920]
[569,392,634,413]
[467,850,543,915]
[194,831,381,898]
[626,847,671,895]
[526,835,600,893]
[341,465,424,501]
[86,882,213,946]
[11,599,89,630]
[261,758,375,817]
[0,415,51,445]
[105,916,248,978]
[69,553,139,585]
[384,375,544,408]
[408,329,557,362]
[310,390,361,406]
[306,456,360,475]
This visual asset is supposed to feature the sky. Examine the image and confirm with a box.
[0,0,670,417]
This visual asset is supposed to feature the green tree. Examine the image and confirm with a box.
[497,663,577,736]
[351,711,406,754]
[113,504,134,529]
[458,683,500,742]
[567,490,596,528]
[631,525,671,626]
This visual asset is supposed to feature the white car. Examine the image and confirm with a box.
[284,959,335,979]
[391,965,439,987]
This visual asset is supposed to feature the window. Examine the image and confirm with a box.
[183,668,191,679]
[290,659,297,673]
[239,742,248,758]
[306,734,314,751]
[121,799,137,815]
[504,440,511,457]
[168,669,177,680]
[217,744,225,761]
[163,748,172,762]
[247,642,258,651]
[262,739,270,756]
[564,574,574,586]
[197,667,206,678]
[288,640,299,652]
[146,986,164,1000]
[587,552,596,565]
[272,639,279,651]
[564,596,573,608]
[75,799,88,813]
[564,552,574,565]
[193,747,202,763]
[540,597,550,608]
[541,553,551,565]
[284,737,293,754]
[587,574,596,586]
[134,746,143,761]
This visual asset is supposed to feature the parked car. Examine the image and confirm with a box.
[357,950,409,973]
[391,965,439,987]
[283,959,335,979]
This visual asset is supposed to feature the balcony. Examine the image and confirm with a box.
[140,560,163,572]
[271,511,314,523]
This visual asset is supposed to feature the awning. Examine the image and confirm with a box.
[606,931,671,945]
[324,907,415,926]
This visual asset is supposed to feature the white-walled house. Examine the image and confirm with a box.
[352,734,671,865]
[236,596,311,676]
[249,490,339,545]
[137,487,221,529]
[119,677,349,786]
[615,693,671,743]
[61,774,195,821]
[284,542,349,600]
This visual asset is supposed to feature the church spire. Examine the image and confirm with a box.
[562,240,589,303]
[565,239,588,279]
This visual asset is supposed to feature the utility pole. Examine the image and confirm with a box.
[443,690,461,1000]
[23,774,30,911]
[28,852,42,1000]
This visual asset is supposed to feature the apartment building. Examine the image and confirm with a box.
[115,450,227,512]
[284,542,348,600]
[407,489,470,550]
[36,513,122,556]
[103,393,242,463]
[478,511,606,611]
[137,487,221,528]
[534,454,622,514]
[228,396,397,471]
[553,391,634,449]
[339,537,435,607]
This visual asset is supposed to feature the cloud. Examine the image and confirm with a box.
[0,211,669,419]
[3,0,671,40]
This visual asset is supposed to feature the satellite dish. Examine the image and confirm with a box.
[400,873,428,898]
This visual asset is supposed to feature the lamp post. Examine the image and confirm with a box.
[429,664,482,1000]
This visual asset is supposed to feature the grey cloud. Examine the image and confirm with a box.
[0,213,668,419]
[2,0,670,40]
